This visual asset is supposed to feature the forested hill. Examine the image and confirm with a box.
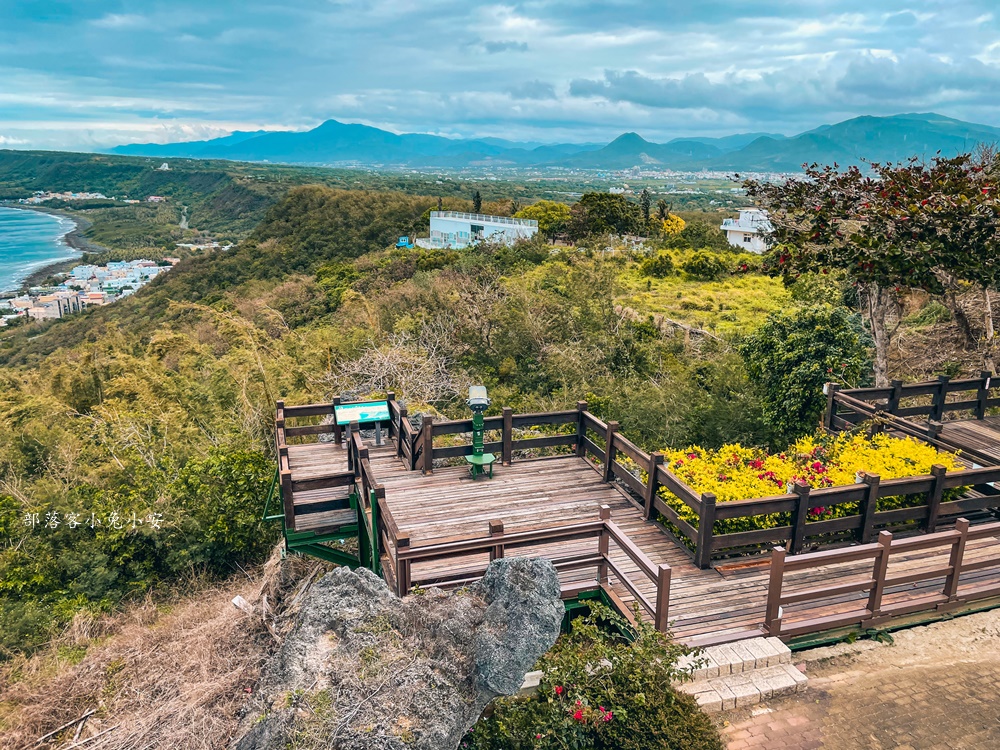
[0,186,435,366]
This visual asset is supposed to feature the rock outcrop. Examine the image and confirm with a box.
[232,557,563,750]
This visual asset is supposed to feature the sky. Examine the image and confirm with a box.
[2,1,1000,150]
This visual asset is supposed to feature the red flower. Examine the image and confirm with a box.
[573,709,585,722]
[554,685,564,696]
[603,711,613,722]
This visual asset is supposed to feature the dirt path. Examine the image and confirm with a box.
[718,608,1000,749]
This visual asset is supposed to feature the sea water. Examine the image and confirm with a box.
[0,207,79,294]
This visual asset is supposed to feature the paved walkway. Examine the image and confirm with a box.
[717,608,1000,749]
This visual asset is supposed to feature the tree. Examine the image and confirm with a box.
[739,305,871,446]
[639,188,652,223]
[472,190,483,213]
[656,198,671,220]
[906,150,1000,370]
[514,200,572,239]
[665,220,730,252]
[660,213,686,235]
[568,192,642,239]
[746,162,943,386]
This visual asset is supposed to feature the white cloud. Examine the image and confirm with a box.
[91,14,149,30]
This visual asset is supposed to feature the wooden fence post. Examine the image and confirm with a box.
[597,505,611,584]
[887,379,903,415]
[976,371,992,420]
[824,383,840,430]
[857,472,881,544]
[421,416,434,475]
[280,467,295,531]
[927,420,944,443]
[943,518,970,601]
[655,564,671,632]
[502,407,513,466]
[575,401,588,458]
[603,422,620,482]
[925,464,947,533]
[790,481,811,555]
[695,493,717,569]
[333,396,343,445]
[867,530,893,618]
[371,488,383,575]
[764,546,786,636]
[931,375,950,421]
[489,519,505,561]
[350,421,362,477]
[644,452,664,521]
[394,534,410,596]
[396,406,407,458]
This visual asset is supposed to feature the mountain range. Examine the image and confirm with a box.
[110,113,1000,172]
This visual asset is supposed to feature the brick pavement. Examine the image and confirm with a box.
[716,608,1000,749]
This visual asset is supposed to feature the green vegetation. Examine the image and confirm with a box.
[739,305,872,446]
[464,603,723,750]
[0,164,964,664]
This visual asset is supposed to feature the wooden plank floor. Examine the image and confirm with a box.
[369,446,776,643]
[940,415,1000,464]
[292,438,1000,645]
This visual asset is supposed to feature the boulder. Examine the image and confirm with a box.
[232,557,563,750]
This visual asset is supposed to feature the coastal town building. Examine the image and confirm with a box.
[415,211,538,249]
[4,258,178,325]
[720,208,771,253]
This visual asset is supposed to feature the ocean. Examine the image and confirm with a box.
[0,206,80,294]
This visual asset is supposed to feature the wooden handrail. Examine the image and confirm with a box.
[764,517,1000,638]
[393,506,672,631]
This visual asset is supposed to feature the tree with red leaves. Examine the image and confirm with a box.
[745,154,1000,384]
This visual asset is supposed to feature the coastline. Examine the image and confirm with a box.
[0,204,111,293]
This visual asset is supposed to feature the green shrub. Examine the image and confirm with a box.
[680,251,728,281]
[464,604,723,750]
[903,300,952,328]
[639,253,675,278]
[738,305,872,446]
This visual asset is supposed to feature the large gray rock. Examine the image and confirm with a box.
[232,557,563,750]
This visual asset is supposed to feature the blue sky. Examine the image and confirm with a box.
[2,1,1000,150]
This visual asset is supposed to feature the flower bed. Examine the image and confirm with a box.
[658,432,967,536]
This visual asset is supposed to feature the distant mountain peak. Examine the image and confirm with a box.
[107,111,1000,173]
[608,132,650,146]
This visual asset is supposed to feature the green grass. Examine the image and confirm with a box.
[617,269,791,336]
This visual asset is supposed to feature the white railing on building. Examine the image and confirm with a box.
[431,211,538,228]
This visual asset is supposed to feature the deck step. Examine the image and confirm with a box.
[293,507,357,533]
[675,637,806,712]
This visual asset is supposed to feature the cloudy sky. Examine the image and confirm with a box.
[2,0,1000,150]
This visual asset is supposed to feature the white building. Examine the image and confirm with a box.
[416,211,538,249]
[720,208,771,253]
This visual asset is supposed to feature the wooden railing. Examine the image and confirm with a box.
[280,393,1000,569]
[826,386,1000,467]
[415,403,584,474]
[830,373,1000,424]
[274,399,356,532]
[764,518,1000,638]
[277,393,398,446]
[387,504,672,632]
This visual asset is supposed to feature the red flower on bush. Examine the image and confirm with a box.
[572,709,584,722]
[554,685,564,696]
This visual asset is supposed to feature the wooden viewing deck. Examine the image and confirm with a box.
[272,386,1000,647]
